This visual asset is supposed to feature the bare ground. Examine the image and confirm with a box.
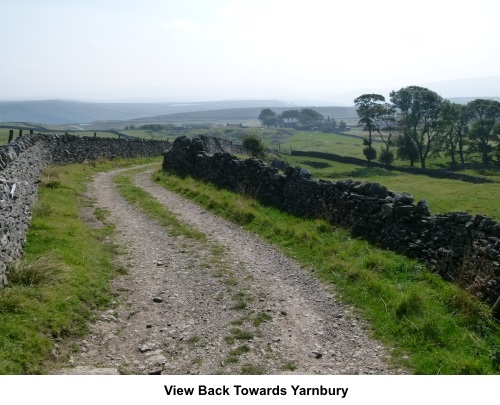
[51,166,403,375]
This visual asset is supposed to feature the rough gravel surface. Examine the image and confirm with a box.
[51,166,404,375]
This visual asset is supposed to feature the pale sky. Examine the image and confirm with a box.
[1,0,499,103]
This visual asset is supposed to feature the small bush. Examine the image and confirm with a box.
[363,146,377,161]
[242,134,266,158]
[379,149,395,165]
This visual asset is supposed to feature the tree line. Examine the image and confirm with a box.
[354,87,500,168]
[258,108,348,132]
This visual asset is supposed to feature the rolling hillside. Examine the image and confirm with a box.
[129,106,358,125]
[0,99,293,125]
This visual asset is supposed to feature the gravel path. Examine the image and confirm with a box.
[51,165,401,375]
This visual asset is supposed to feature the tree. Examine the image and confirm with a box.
[322,116,337,133]
[281,109,299,122]
[258,109,279,127]
[465,99,500,165]
[395,133,419,166]
[439,101,468,165]
[338,120,347,131]
[390,86,444,169]
[363,140,377,161]
[378,148,394,165]
[298,108,324,128]
[242,133,266,158]
[354,93,385,162]
[376,103,397,158]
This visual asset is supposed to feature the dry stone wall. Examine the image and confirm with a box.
[0,133,170,286]
[163,136,500,305]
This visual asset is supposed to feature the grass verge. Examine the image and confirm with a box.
[0,157,161,374]
[153,169,500,374]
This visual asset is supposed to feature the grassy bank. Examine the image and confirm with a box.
[0,157,161,374]
[153,170,500,374]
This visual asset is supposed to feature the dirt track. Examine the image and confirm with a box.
[51,166,400,375]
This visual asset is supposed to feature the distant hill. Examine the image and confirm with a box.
[130,106,358,125]
[0,99,294,125]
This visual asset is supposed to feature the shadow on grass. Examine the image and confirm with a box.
[328,166,400,179]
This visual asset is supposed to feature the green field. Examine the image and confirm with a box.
[273,130,370,158]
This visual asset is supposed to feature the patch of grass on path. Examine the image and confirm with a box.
[0,157,161,374]
[112,169,206,241]
[153,170,500,375]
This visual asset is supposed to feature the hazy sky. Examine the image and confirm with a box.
[1,0,499,102]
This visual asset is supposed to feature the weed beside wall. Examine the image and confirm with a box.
[163,136,500,305]
[0,133,170,286]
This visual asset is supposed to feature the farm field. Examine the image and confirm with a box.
[271,130,374,158]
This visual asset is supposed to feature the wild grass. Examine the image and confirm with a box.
[240,363,266,375]
[282,361,297,371]
[226,344,251,364]
[6,255,60,288]
[153,170,500,374]
[0,156,162,374]
[231,292,253,311]
[252,311,272,327]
